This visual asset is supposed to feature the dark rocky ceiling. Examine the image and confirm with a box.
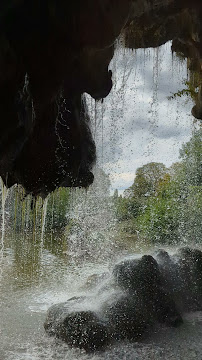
[0,0,201,196]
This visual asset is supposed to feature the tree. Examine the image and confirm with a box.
[128,162,167,199]
[136,172,183,244]
[113,195,141,222]
[180,128,202,187]
[181,186,202,242]
[135,131,202,244]
[113,189,119,200]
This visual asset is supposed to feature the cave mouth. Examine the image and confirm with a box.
[0,2,202,358]
[0,0,201,196]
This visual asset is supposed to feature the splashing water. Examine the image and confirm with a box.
[67,168,117,263]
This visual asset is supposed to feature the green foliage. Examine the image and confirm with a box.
[113,193,141,221]
[46,187,71,231]
[180,128,202,186]
[8,185,37,234]
[136,176,182,244]
[115,162,168,224]
[7,185,71,235]
[115,129,202,245]
[168,80,199,101]
[127,162,167,200]
[181,186,202,242]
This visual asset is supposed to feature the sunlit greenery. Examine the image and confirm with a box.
[113,127,202,245]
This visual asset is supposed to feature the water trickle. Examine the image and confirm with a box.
[0,178,9,253]
[101,100,105,167]
[40,196,49,249]
[93,99,98,140]
[50,192,55,243]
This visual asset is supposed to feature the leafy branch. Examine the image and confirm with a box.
[168,80,199,101]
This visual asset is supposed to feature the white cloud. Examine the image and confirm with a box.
[108,172,136,190]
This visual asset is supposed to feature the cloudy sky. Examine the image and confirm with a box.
[87,42,199,193]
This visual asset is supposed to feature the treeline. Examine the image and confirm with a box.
[113,128,202,244]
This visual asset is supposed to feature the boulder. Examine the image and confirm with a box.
[153,247,202,312]
[113,255,161,297]
[112,255,182,329]
[104,294,154,341]
[175,247,202,311]
[44,296,111,352]
[154,249,182,303]
[43,249,202,351]
[154,289,183,328]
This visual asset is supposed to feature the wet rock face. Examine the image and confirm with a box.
[45,249,202,351]
[1,1,202,194]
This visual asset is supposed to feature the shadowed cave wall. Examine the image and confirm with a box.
[0,0,201,196]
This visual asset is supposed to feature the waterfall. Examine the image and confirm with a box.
[0,42,201,360]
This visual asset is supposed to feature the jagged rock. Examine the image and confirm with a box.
[192,86,202,120]
[155,249,172,265]
[154,249,182,302]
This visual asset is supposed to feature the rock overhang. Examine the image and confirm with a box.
[0,0,201,195]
